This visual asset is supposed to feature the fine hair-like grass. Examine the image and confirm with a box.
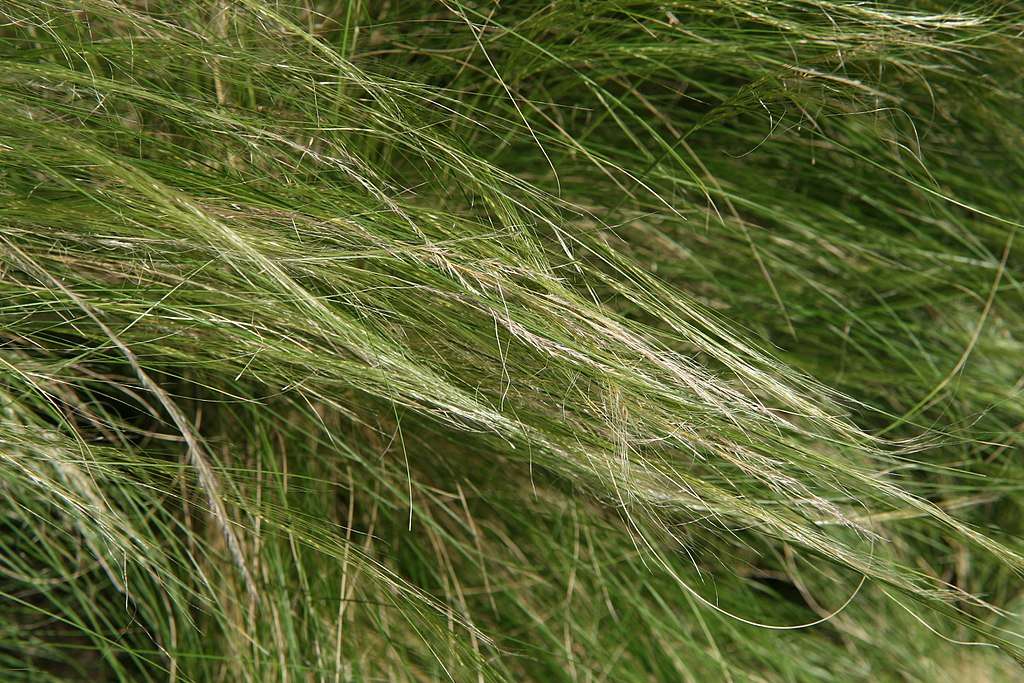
[1,1,1023,680]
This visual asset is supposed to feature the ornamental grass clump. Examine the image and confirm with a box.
[1,1,1023,680]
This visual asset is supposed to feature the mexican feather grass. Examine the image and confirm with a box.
[1,1,1023,680]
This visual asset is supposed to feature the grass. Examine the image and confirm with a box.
[1,1,1023,680]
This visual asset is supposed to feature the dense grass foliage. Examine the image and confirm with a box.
[1,1,1023,680]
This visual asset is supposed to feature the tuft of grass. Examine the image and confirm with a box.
[1,1,1023,680]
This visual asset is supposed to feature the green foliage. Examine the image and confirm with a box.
[1,1,1022,680]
